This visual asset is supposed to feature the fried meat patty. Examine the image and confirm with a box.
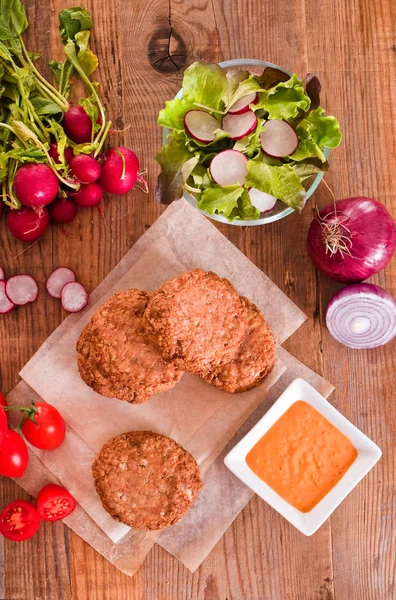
[200,297,276,393]
[142,270,248,373]
[76,289,182,403]
[92,431,202,530]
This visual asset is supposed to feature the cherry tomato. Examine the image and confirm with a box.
[0,429,29,477]
[0,500,40,541]
[37,484,76,521]
[21,402,65,450]
[0,393,7,448]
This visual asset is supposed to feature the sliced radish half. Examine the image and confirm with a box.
[222,110,257,141]
[260,120,299,157]
[0,267,5,281]
[210,150,248,187]
[0,281,15,314]
[249,188,278,213]
[228,92,258,115]
[61,281,89,313]
[46,267,76,299]
[5,275,38,306]
[184,110,219,143]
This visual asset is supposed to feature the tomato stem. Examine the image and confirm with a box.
[3,403,40,428]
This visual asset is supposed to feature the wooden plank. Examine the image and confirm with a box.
[304,0,396,598]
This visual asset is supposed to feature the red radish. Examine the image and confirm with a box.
[48,143,74,165]
[260,120,299,157]
[7,207,50,242]
[5,275,38,306]
[62,105,92,144]
[184,110,219,142]
[0,267,4,281]
[0,201,4,221]
[49,197,78,224]
[0,281,15,314]
[99,147,139,195]
[210,150,248,187]
[14,164,59,208]
[70,155,101,183]
[46,267,76,299]
[61,281,89,313]
[228,92,258,115]
[248,188,277,213]
[222,110,257,141]
[73,183,103,207]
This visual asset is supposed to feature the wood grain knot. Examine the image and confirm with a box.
[148,26,187,73]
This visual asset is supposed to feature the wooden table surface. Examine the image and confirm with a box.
[0,0,395,598]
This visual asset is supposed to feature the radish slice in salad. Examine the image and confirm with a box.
[0,267,4,281]
[210,150,248,187]
[228,92,258,115]
[184,110,219,143]
[260,120,299,157]
[46,268,76,299]
[61,282,89,313]
[222,111,257,141]
[0,281,15,314]
[248,188,277,213]
[326,283,396,349]
[5,275,38,306]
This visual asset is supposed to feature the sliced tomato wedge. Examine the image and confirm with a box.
[0,500,40,541]
[37,484,76,521]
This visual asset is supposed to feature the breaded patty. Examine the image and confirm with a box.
[76,289,182,403]
[142,270,248,373]
[200,297,276,393]
[92,431,202,530]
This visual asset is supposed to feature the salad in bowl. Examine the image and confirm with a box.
[156,59,342,225]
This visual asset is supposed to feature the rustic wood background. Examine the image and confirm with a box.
[0,0,395,598]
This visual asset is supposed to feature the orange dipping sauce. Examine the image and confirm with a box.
[246,401,358,512]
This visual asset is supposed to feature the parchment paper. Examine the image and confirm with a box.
[9,350,333,576]
[11,199,321,575]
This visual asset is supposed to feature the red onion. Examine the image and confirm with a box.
[326,283,396,349]
[307,197,396,283]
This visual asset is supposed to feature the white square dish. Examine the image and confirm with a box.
[224,378,382,535]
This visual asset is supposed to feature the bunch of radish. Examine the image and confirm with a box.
[0,266,89,314]
[183,91,300,214]
[0,4,146,244]
[4,135,142,243]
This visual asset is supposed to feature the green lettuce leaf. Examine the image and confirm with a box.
[227,75,263,111]
[245,158,306,211]
[254,74,311,121]
[197,184,244,217]
[234,117,266,157]
[182,61,229,112]
[228,189,260,221]
[156,134,199,204]
[291,157,328,183]
[158,97,195,131]
[0,0,28,41]
[290,107,341,162]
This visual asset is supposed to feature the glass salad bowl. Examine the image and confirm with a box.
[162,58,329,227]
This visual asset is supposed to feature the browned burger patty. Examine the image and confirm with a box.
[76,289,182,404]
[199,297,276,393]
[92,431,202,530]
[142,270,248,373]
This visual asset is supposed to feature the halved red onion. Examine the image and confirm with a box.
[326,283,396,349]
